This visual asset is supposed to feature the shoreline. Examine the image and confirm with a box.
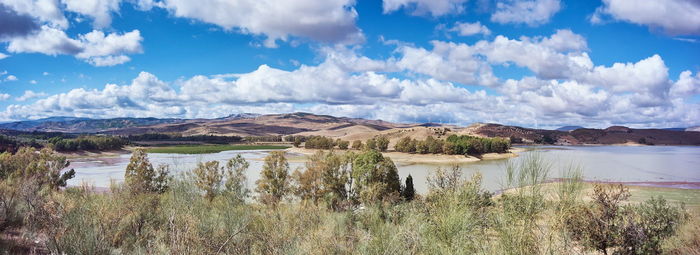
[285,147,525,164]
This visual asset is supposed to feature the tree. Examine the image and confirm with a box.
[402,175,415,201]
[338,140,349,150]
[293,136,302,147]
[224,154,249,202]
[376,136,389,152]
[255,151,290,205]
[352,149,400,203]
[351,140,363,150]
[124,149,170,194]
[192,161,224,201]
[395,137,416,153]
[365,138,377,150]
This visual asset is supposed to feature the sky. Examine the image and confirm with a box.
[0,0,699,129]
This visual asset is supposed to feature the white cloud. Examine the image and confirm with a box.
[4,74,18,81]
[585,54,669,94]
[6,26,142,66]
[591,0,700,35]
[16,90,48,101]
[671,71,700,97]
[42,72,50,76]
[0,0,68,28]
[29,80,37,84]
[449,21,491,36]
[62,0,121,28]
[382,0,469,17]
[0,53,8,59]
[394,41,498,86]
[0,94,9,101]
[161,0,363,47]
[491,0,561,26]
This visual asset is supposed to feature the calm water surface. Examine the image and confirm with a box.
[67,146,700,194]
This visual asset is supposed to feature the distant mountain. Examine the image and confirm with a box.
[472,124,700,146]
[556,126,584,131]
[0,117,185,133]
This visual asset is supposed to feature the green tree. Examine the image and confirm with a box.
[395,137,416,153]
[365,138,377,150]
[255,151,290,205]
[352,149,400,203]
[376,136,389,152]
[124,149,170,194]
[402,174,415,201]
[224,154,249,202]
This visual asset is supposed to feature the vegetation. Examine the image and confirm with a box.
[48,136,128,152]
[145,144,289,154]
[395,135,511,155]
[0,147,694,254]
[128,133,243,144]
[303,136,336,149]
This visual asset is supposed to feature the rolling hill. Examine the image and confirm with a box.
[1,113,699,146]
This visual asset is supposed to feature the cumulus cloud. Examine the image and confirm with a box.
[382,0,469,17]
[4,75,18,81]
[591,0,700,35]
[1,29,698,128]
[0,0,67,28]
[0,3,40,39]
[0,94,9,101]
[0,53,8,59]
[16,90,48,101]
[161,0,364,47]
[62,0,121,28]
[491,0,561,26]
[6,26,142,66]
[448,21,491,36]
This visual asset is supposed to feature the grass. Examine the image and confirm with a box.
[144,144,289,154]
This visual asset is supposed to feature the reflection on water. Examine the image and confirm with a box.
[67,146,700,194]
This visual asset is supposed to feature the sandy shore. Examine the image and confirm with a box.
[285,147,524,164]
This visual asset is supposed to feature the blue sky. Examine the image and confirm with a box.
[0,0,699,128]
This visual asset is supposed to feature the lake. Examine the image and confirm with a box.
[67,145,700,194]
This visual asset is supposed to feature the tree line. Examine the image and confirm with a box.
[395,135,510,155]
[48,136,128,152]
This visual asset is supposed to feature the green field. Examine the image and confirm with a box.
[144,144,289,154]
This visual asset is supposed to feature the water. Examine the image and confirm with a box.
[67,146,700,194]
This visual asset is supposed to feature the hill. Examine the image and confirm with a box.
[1,113,698,145]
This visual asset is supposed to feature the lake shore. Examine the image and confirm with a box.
[285,147,525,164]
